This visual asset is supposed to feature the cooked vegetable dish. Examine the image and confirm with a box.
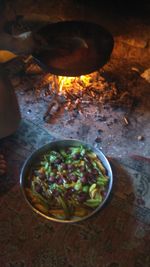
[25,145,109,220]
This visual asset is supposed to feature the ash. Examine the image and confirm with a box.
[8,56,150,159]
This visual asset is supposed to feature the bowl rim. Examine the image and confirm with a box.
[20,138,113,223]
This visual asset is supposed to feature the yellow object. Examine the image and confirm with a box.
[0,50,17,63]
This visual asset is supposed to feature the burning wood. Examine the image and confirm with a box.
[24,61,135,121]
[36,71,118,103]
[43,96,61,122]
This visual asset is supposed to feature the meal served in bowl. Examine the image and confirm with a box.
[20,140,113,223]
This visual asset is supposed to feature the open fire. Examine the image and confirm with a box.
[35,71,119,122]
[0,0,148,162]
[32,70,133,122]
[9,57,135,125]
[45,71,117,97]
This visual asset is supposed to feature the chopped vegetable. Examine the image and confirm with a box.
[26,145,109,220]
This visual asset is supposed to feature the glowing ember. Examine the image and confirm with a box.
[33,69,120,121]
[42,71,113,98]
[34,70,119,119]
[57,75,92,95]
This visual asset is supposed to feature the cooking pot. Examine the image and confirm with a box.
[0,20,114,76]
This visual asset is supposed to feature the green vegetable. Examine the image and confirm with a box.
[72,170,82,177]
[44,162,49,170]
[82,185,89,193]
[63,183,70,189]
[49,154,57,162]
[95,159,106,175]
[74,180,82,191]
[57,195,71,219]
[89,183,96,193]
[80,147,86,156]
[85,198,101,208]
[60,149,68,158]
[31,181,50,209]
[48,183,57,191]
[97,176,108,186]
[87,152,97,159]
[74,160,85,167]
[70,147,81,155]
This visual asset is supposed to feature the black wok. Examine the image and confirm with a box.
[32,20,114,76]
[0,20,114,76]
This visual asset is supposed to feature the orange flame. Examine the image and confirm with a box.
[43,71,105,97]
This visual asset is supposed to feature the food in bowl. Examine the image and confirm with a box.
[23,143,111,221]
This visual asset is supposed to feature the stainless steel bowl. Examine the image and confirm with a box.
[20,139,113,223]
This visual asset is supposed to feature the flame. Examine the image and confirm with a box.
[58,76,76,93]
[57,73,96,95]
[42,71,108,98]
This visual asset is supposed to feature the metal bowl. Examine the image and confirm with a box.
[20,139,113,223]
